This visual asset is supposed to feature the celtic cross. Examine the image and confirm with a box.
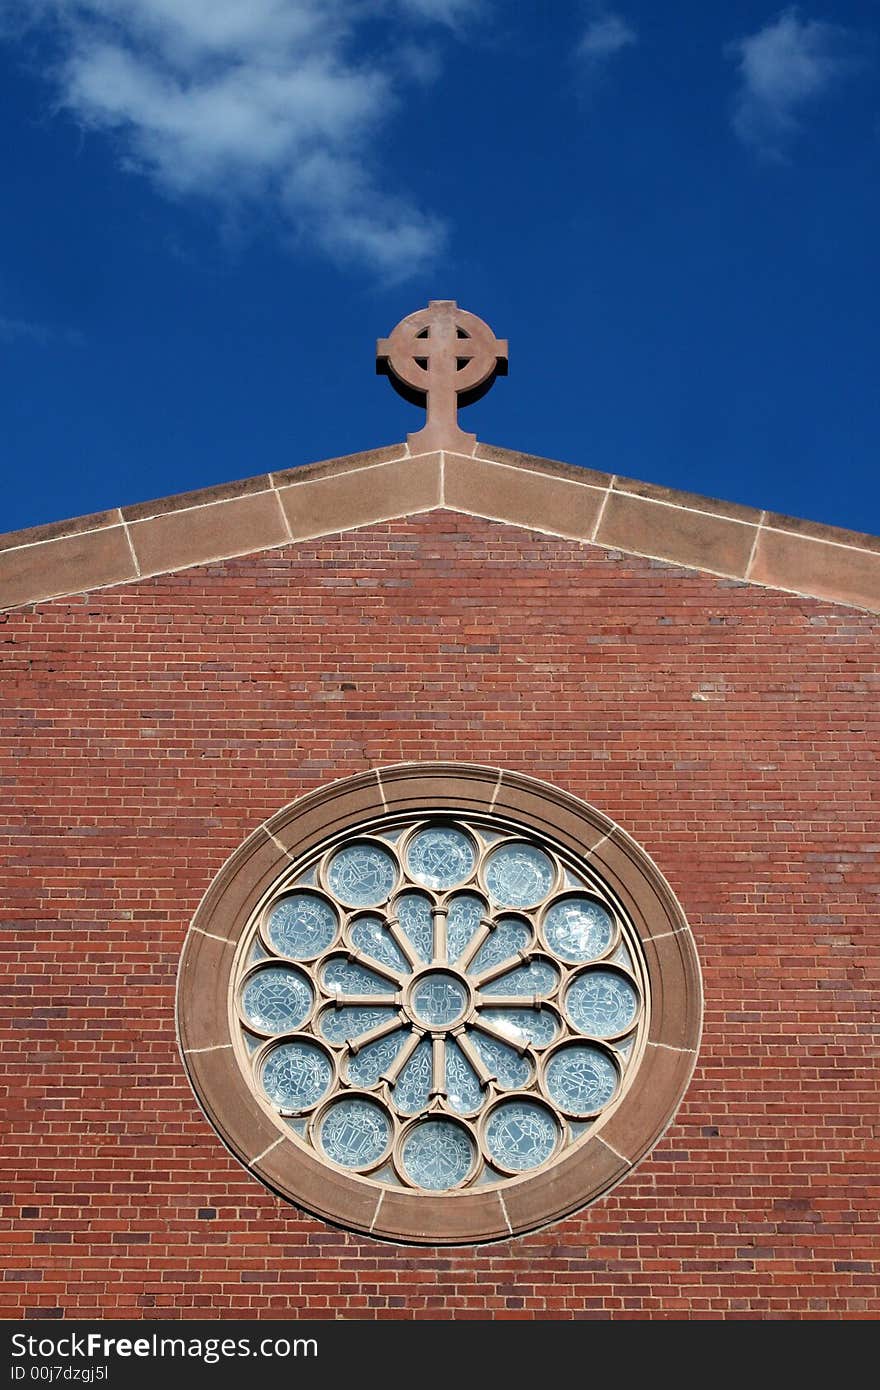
[377,300,508,455]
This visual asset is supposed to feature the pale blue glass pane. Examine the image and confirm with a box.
[479,1007,558,1048]
[445,1040,483,1113]
[350,915,407,973]
[405,827,476,890]
[445,894,484,964]
[566,970,639,1037]
[392,1038,432,1115]
[319,1006,397,1044]
[326,843,397,907]
[265,892,337,959]
[346,1029,407,1088]
[322,959,394,997]
[480,960,559,998]
[261,1040,333,1111]
[468,916,531,975]
[396,892,433,962]
[544,1043,618,1114]
[410,972,468,1027]
[484,844,554,908]
[543,896,614,963]
[319,1097,390,1169]
[401,1120,475,1190]
[468,1030,533,1089]
[241,966,312,1033]
[485,1099,558,1171]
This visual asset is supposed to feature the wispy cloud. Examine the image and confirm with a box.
[0,315,83,347]
[728,7,864,160]
[576,9,636,65]
[1,1,484,278]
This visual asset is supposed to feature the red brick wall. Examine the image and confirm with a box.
[2,511,878,1320]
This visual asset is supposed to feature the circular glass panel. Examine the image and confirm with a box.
[326,843,397,908]
[565,969,639,1038]
[543,895,614,963]
[410,972,469,1028]
[261,1040,333,1112]
[401,1119,475,1190]
[406,827,476,890]
[241,966,312,1034]
[265,892,337,959]
[544,1042,618,1115]
[318,1096,391,1170]
[484,1098,559,1172]
[484,843,555,908]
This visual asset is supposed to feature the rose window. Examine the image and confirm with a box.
[231,818,648,1192]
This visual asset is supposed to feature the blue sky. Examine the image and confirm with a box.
[1,1,878,535]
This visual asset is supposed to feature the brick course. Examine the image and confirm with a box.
[1,510,878,1319]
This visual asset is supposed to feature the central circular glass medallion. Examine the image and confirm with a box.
[409,972,470,1029]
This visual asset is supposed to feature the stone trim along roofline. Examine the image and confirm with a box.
[1,441,879,615]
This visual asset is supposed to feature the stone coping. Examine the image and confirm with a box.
[1,442,879,615]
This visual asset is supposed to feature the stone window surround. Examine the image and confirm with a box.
[177,763,702,1245]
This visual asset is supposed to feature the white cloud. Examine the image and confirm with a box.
[728,7,864,160]
[577,10,636,63]
[0,0,484,276]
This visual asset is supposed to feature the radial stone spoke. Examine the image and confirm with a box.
[382,1027,425,1087]
[431,908,448,966]
[455,1029,494,1086]
[347,949,407,989]
[474,993,541,1011]
[469,951,531,989]
[385,916,421,970]
[472,1014,531,1057]
[337,992,400,1008]
[346,1010,408,1055]
[456,917,495,972]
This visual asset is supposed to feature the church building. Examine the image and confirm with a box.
[2,302,877,1319]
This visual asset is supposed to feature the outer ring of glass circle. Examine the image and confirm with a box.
[538,1037,622,1120]
[476,1002,565,1052]
[309,1091,396,1174]
[258,887,341,963]
[235,961,317,1039]
[254,1033,339,1115]
[399,821,480,892]
[561,963,643,1043]
[393,1114,481,1191]
[478,838,561,909]
[319,837,401,909]
[536,890,621,964]
[478,1092,563,1177]
[403,967,475,1030]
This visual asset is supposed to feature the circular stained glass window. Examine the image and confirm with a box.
[232,816,645,1187]
[179,766,702,1243]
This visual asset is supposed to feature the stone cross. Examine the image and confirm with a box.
[377,300,508,455]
